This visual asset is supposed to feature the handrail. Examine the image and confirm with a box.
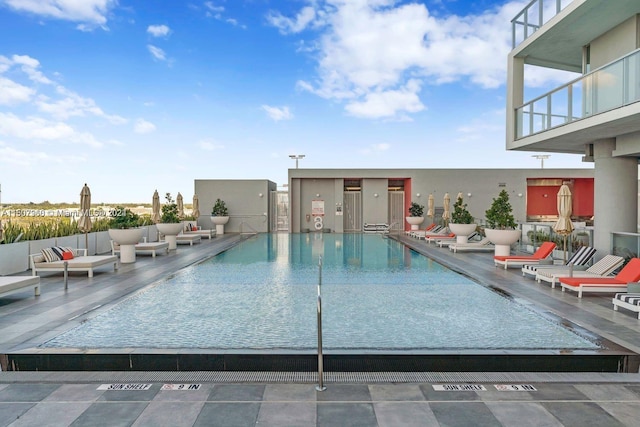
[516,48,640,139]
[315,255,326,392]
[511,0,568,48]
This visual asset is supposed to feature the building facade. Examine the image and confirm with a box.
[288,168,594,234]
[507,0,640,254]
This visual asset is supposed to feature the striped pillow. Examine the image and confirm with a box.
[41,246,75,262]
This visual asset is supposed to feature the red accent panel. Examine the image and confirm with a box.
[526,186,558,216]
[572,178,594,217]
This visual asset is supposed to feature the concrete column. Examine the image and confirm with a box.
[593,139,638,254]
[506,55,524,146]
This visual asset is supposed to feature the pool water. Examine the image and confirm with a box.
[43,233,599,351]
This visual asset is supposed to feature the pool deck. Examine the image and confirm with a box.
[1,232,640,426]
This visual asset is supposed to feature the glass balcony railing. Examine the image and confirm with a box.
[511,0,574,48]
[516,48,640,139]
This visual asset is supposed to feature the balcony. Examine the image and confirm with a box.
[516,49,640,140]
[511,0,573,48]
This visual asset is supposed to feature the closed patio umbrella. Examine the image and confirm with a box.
[0,220,3,243]
[553,184,574,262]
[426,194,434,221]
[177,192,184,219]
[442,193,451,225]
[78,183,92,250]
[152,190,161,223]
[192,194,200,218]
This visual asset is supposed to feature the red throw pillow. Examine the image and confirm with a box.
[191,225,198,231]
[62,251,74,260]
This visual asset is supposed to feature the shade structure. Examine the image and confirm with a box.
[78,183,92,250]
[442,193,451,224]
[152,190,161,223]
[553,184,574,262]
[192,194,200,218]
[177,192,184,219]
[426,194,435,225]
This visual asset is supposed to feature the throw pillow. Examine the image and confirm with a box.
[62,251,74,260]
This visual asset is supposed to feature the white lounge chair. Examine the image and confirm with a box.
[0,276,41,298]
[448,237,494,253]
[522,246,596,279]
[29,249,118,278]
[535,254,624,288]
[613,293,640,319]
[111,240,169,258]
[182,223,215,239]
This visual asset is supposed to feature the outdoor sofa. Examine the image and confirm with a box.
[30,248,118,278]
[182,222,215,239]
[0,276,41,298]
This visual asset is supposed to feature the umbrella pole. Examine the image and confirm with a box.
[563,234,567,263]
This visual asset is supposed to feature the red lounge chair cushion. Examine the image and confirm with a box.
[494,255,539,261]
[560,258,640,286]
[493,242,556,261]
[560,277,625,287]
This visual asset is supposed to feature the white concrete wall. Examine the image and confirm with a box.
[194,179,276,233]
[590,15,638,69]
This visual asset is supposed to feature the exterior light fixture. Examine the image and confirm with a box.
[289,154,305,168]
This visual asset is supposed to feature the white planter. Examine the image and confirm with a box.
[109,228,145,263]
[211,216,230,235]
[406,216,424,231]
[485,228,521,257]
[157,223,184,250]
[448,223,477,244]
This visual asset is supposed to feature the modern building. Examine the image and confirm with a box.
[507,0,640,255]
[287,168,594,234]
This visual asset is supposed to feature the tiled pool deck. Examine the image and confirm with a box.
[1,233,640,426]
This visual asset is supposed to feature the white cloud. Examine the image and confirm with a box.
[0,76,35,104]
[147,24,170,37]
[198,138,224,151]
[273,1,553,120]
[0,112,103,147]
[0,144,84,166]
[36,86,127,124]
[11,54,52,84]
[2,0,116,28]
[204,2,224,14]
[147,45,167,61]
[261,105,294,121]
[359,142,391,155]
[134,118,156,134]
[267,6,316,34]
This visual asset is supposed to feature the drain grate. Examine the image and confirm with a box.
[2,371,640,384]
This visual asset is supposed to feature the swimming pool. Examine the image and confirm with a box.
[42,233,599,351]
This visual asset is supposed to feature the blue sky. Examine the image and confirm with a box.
[0,0,587,204]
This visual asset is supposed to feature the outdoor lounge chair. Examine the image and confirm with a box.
[559,257,640,298]
[612,293,640,319]
[176,234,201,245]
[436,232,481,248]
[425,232,455,244]
[111,240,169,258]
[182,223,215,239]
[448,236,494,253]
[493,241,556,269]
[29,248,118,278]
[535,254,624,288]
[0,276,41,298]
[521,246,596,279]
[409,224,440,238]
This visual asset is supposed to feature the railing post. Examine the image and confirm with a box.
[63,261,68,290]
[316,255,326,392]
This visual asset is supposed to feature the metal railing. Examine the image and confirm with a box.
[516,48,640,139]
[511,0,571,48]
[315,256,326,391]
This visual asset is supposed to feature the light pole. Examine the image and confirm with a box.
[289,154,305,169]
[532,154,550,168]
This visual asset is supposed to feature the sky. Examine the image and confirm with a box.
[0,0,589,204]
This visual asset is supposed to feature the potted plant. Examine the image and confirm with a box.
[211,198,230,235]
[406,202,425,231]
[108,207,144,263]
[484,189,521,256]
[448,196,477,244]
[156,193,184,250]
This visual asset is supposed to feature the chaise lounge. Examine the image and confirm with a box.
[0,276,41,298]
[448,236,494,253]
[559,257,640,298]
[612,293,640,319]
[521,246,596,279]
[182,223,215,239]
[111,240,169,258]
[493,241,556,269]
[535,254,624,288]
[30,248,118,278]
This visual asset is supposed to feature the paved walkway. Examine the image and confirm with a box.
[1,233,640,426]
